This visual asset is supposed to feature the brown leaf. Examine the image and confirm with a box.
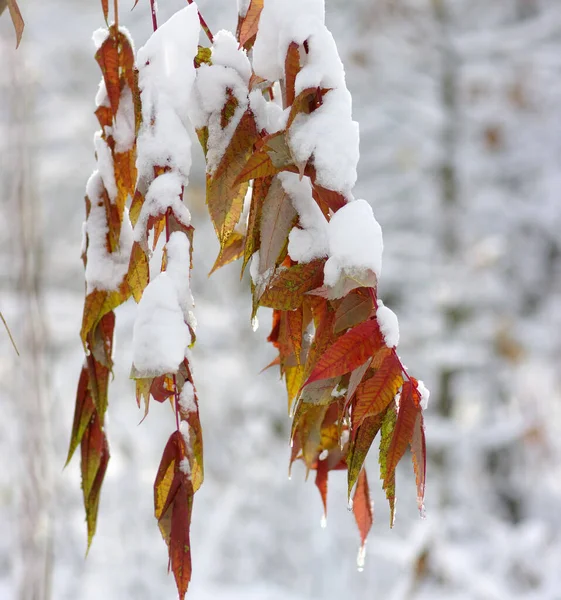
[353,469,372,546]
[101,0,109,23]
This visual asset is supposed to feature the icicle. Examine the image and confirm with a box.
[419,502,426,520]
[357,543,367,572]
[347,497,354,511]
[251,315,259,331]
[320,514,327,529]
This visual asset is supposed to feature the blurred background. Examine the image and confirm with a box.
[1,0,561,598]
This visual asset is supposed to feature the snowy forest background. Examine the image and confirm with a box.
[1,0,561,598]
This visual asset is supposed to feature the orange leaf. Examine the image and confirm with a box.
[6,0,24,48]
[353,469,372,547]
[238,0,264,48]
[287,87,331,129]
[304,318,385,387]
[95,35,120,116]
[170,478,194,599]
[352,350,403,428]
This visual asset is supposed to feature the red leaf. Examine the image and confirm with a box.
[304,318,385,387]
[170,478,194,599]
[353,469,372,546]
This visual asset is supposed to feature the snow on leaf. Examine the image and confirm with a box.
[352,349,403,428]
[304,318,384,387]
[258,259,324,310]
[353,469,372,547]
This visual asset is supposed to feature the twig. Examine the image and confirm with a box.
[1,310,19,355]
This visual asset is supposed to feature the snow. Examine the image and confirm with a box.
[92,27,108,50]
[84,171,133,292]
[376,300,399,349]
[190,31,251,174]
[237,0,251,18]
[417,380,430,411]
[179,381,196,413]
[93,132,118,202]
[136,5,199,183]
[132,272,191,377]
[323,199,383,293]
[253,0,359,195]
[249,89,285,134]
[180,419,191,449]
[113,85,135,153]
[252,0,325,83]
[179,457,191,476]
[95,78,109,108]
[280,172,329,263]
[133,172,191,244]
[165,231,196,331]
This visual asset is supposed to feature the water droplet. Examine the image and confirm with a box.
[419,503,426,520]
[347,498,354,512]
[320,514,327,529]
[290,437,294,448]
[251,316,259,332]
[357,543,366,572]
[288,474,292,481]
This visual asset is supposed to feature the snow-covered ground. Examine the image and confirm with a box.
[1,1,561,599]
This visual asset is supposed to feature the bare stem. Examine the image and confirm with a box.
[186,0,214,43]
[114,0,118,30]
